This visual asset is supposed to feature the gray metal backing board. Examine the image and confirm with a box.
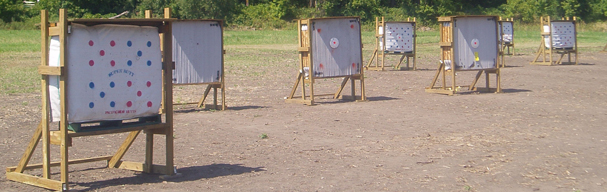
[453,17,498,70]
[311,18,362,77]
[172,20,223,84]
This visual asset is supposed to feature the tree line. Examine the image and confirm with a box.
[2,0,607,28]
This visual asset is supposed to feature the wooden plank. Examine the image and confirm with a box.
[115,161,168,174]
[439,42,452,47]
[161,18,176,177]
[6,172,63,191]
[13,122,42,173]
[49,26,61,36]
[297,47,310,52]
[38,66,62,75]
[49,130,71,146]
[425,88,454,95]
[54,123,168,138]
[108,131,141,168]
[58,9,70,188]
[285,98,313,105]
[39,9,51,179]
[7,156,113,172]
[145,132,153,173]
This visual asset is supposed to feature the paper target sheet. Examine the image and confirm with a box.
[49,24,162,123]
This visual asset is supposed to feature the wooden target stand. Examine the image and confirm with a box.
[425,16,502,96]
[147,8,226,111]
[531,16,578,65]
[5,9,177,191]
[286,18,366,105]
[499,17,514,68]
[366,17,416,71]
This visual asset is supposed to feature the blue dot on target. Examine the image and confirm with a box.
[89,102,94,108]
[100,92,105,98]
[110,101,115,107]
[110,81,115,88]
[127,60,132,66]
[137,51,142,57]
[127,41,132,47]
[147,60,152,66]
[147,41,152,47]
[89,82,95,89]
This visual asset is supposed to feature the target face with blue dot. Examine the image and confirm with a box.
[499,21,513,43]
[50,24,163,123]
[381,22,415,52]
[550,21,576,48]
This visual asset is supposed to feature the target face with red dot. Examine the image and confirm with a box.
[451,17,498,70]
[49,24,162,123]
[310,18,362,77]
[550,21,575,49]
[381,22,415,52]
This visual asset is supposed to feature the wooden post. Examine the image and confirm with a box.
[40,9,51,179]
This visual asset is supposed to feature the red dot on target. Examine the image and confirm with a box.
[126,101,132,107]
[110,60,115,67]
[352,63,356,68]
[146,81,151,87]
[89,60,94,66]
[110,40,116,47]
[88,40,94,46]
[147,101,153,107]
[100,50,105,56]
[317,29,321,33]
[137,91,142,97]
[350,24,354,29]
[127,81,132,87]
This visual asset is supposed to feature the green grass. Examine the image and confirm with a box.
[0,30,40,53]
[2,26,607,95]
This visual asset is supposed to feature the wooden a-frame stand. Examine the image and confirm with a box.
[425,16,502,95]
[148,9,226,111]
[6,9,176,191]
[531,16,578,65]
[366,17,416,71]
[286,18,366,105]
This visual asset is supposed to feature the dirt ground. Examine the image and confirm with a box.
[2,46,607,192]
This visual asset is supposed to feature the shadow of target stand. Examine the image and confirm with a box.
[5,9,177,191]
[426,16,502,95]
[366,17,417,71]
[286,17,366,105]
[531,16,578,65]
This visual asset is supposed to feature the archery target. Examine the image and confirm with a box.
[311,18,362,77]
[49,24,162,123]
[452,17,498,70]
[499,21,513,43]
[172,20,223,84]
[380,22,415,52]
[550,21,575,49]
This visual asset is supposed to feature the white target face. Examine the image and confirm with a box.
[49,24,163,123]
[330,37,339,48]
[471,38,480,48]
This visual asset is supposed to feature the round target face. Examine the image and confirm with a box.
[471,38,480,48]
[330,37,339,48]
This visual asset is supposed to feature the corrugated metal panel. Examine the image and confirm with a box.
[453,17,498,70]
[311,18,362,77]
[172,20,223,84]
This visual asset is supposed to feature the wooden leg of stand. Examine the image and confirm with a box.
[197,85,212,108]
[144,132,153,173]
[108,131,141,168]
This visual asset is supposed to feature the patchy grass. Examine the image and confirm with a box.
[2,26,607,95]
